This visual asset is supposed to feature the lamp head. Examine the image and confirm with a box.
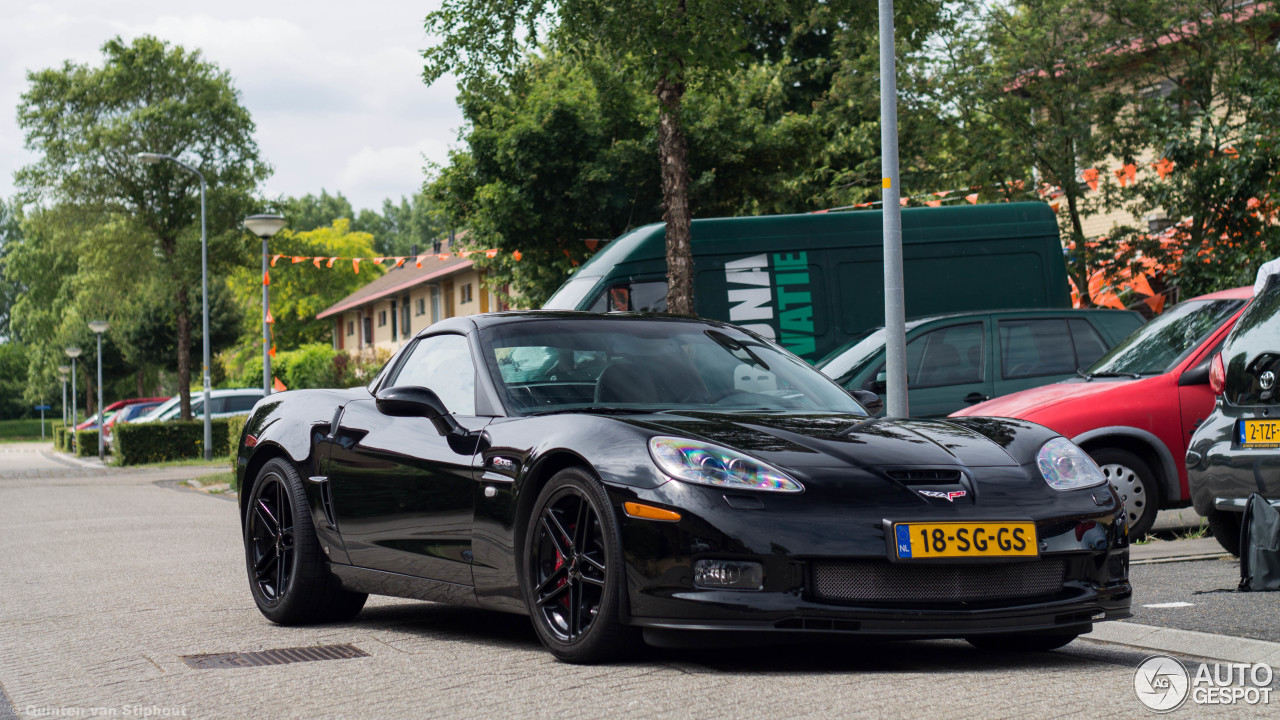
[135,152,166,165]
[243,214,287,239]
[88,320,110,334]
[64,346,82,359]
[57,365,70,374]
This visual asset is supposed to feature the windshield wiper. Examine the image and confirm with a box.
[705,330,770,370]
[1077,369,1143,381]
[527,406,643,416]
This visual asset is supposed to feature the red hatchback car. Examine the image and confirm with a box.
[953,286,1253,536]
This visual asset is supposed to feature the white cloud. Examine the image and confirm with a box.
[0,0,465,212]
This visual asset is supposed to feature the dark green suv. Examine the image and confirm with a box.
[1187,277,1280,555]
[817,308,1145,417]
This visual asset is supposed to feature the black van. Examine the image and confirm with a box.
[543,203,1072,362]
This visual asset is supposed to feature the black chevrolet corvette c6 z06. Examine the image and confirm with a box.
[235,312,1131,663]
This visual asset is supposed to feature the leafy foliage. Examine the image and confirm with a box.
[114,419,231,466]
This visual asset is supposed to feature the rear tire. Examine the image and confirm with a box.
[966,628,1083,652]
[1206,509,1242,556]
[245,458,367,624]
[1089,448,1161,537]
[521,467,638,663]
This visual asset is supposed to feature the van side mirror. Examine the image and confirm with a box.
[375,386,460,436]
[865,370,887,394]
[850,389,885,415]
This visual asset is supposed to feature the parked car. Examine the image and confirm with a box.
[816,308,1144,417]
[235,312,1130,662]
[133,389,264,423]
[102,400,167,445]
[953,286,1254,536]
[1188,277,1280,554]
[544,202,1073,363]
[74,396,169,431]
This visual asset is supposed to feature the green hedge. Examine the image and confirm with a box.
[226,414,249,492]
[53,425,67,452]
[114,419,231,466]
[74,430,100,457]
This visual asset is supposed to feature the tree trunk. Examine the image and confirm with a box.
[1063,188,1093,307]
[656,75,694,316]
[175,285,192,420]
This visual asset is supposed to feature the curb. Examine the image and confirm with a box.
[1082,621,1280,668]
[1131,553,1231,566]
[38,450,107,470]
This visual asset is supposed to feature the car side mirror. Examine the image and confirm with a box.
[850,389,885,415]
[375,386,460,436]
[1179,358,1211,386]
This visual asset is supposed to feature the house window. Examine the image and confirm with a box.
[378,310,387,327]
[416,297,426,316]
[362,317,372,344]
[401,297,411,337]
[461,283,474,304]
[346,321,354,336]
[430,286,441,323]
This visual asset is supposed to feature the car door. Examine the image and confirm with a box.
[993,318,1081,398]
[326,333,490,584]
[905,321,994,417]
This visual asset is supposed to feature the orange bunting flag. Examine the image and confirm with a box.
[292,256,306,264]
[437,253,450,261]
[584,239,600,251]
[459,250,473,258]
[1144,294,1165,314]
[1223,146,1238,157]
[1068,277,1081,308]
[513,250,523,262]
[1114,164,1137,187]
[1082,168,1100,192]
[326,257,338,268]
[485,248,499,258]
[394,257,406,267]
[373,257,386,265]
[272,376,287,392]
[966,193,979,204]
[934,190,950,198]
[1153,158,1175,179]
[263,271,270,286]
[352,258,361,274]
[926,200,942,207]
[899,198,909,207]
[312,257,322,268]
[1050,202,1061,213]
[268,345,277,358]
[1132,273,1156,298]
[271,254,283,267]
[855,202,874,208]
[265,311,274,324]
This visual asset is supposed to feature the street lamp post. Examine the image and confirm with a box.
[64,347,81,448]
[57,365,70,425]
[89,321,110,460]
[244,214,287,396]
[136,152,212,460]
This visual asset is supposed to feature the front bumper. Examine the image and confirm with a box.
[607,478,1132,638]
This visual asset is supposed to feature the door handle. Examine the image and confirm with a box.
[964,392,989,404]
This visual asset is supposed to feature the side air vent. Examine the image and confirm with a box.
[885,469,964,484]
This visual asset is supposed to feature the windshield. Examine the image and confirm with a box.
[815,318,932,386]
[478,318,867,415]
[1087,298,1244,376]
[542,275,601,310]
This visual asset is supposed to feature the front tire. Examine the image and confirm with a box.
[1206,509,1242,556]
[245,458,367,624]
[1090,448,1161,537]
[521,467,637,663]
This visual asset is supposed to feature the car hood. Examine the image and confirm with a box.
[629,412,1026,471]
[951,377,1141,419]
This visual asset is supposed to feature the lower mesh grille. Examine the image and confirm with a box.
[812,559,1065,603]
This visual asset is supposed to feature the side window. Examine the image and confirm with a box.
[389,334,477,415]
[1000,319,1076,379]
[907,323,985,388]
[1068,319,1109,369]
[224,395,261,413]
[604,281,669,313]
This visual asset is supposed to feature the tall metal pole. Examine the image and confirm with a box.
[61,378,67,424]
[96,333,105,460]
[263,237,271,396]
[70,358,77,438]
[879,0,909,418]
[200,175,212,461]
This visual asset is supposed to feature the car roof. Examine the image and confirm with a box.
[416,310,744,336]
[1192,285,1253,301]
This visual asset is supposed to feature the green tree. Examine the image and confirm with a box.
[1103,0,1280,297]
[425,0,790,315]
[16,36,269,419]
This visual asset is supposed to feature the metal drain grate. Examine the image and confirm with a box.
[181,643,369,670]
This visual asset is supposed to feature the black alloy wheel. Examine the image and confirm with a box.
[244,458,367,624]
[523,467,637,663]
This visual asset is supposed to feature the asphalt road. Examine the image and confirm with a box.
[1129,558,1278,642]
[0,443,1274,719]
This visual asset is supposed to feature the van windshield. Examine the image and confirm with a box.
[1086,298,1244,376]
[543,276,601,310]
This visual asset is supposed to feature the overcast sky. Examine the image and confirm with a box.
[1,1,465,212]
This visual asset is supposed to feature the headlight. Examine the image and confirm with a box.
[1036,437,1106,491]
[647,436,803,493]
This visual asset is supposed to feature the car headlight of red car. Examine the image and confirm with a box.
[1036,437,1107,491]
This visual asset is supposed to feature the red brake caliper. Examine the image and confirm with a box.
[555,523,574,609]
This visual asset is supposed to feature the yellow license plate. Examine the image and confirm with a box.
[1240,419,1280,448]
[893,522,1037,559]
